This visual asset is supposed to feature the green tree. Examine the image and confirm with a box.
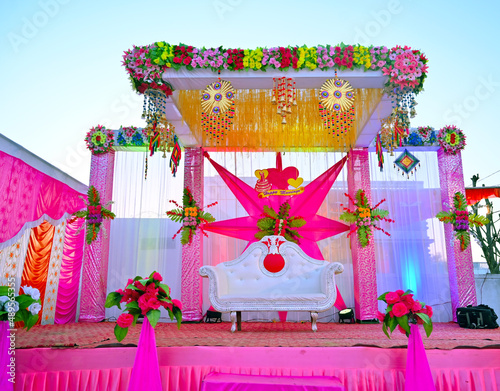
[469,175,500,274]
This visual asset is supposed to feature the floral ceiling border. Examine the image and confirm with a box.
[122,43,428,98]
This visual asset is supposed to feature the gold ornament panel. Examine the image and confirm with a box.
[176,88,383,151]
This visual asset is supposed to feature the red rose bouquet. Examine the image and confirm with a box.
[105,271,182,342]
[377,289,433,338]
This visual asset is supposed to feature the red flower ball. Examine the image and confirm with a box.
[385,291,400,304]
[392,302,409,317]
[117,313,134,328]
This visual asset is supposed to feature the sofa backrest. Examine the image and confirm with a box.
[214,236,330,296]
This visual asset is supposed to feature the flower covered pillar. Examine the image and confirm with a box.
[79,151,115,322]
[347,148,378,320]
[437,149,476,321]
[181,147,204,321]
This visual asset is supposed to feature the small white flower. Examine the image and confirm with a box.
[0,296,9,305]
[22,286,40,300]
[28,302,42,315]
[6,301,19,313]
[22,285,33,295]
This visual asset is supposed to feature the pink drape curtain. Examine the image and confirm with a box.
[55,218,85,324]
[0,151,86,244]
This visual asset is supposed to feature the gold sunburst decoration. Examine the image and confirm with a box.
[201,79,235,143]
[319,78,355,112]
[319,78,355,141]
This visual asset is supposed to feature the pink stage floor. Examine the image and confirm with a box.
[14,321,500,391]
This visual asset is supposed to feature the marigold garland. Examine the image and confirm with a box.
[255,201,306,244]
[436,192,488,251]
[72,186,116,244]
[339,189,394,247]
[166,188,217,245]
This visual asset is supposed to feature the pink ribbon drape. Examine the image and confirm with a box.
[0,150,86,244]
[406,324,436,391]
[128,318,162,391]
[54,218,85,324]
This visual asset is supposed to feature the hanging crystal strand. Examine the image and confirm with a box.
[272,78,277,104]
[292,80,297,106]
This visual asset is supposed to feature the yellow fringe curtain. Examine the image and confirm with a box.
[176,88,383,152]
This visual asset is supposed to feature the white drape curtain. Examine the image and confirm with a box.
[370,149,452,322]
[203,152,353,323]
[105,152,184,321]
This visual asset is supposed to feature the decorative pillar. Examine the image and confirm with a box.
[347,149,378,321]
[79,151,115,322]
[437,149,476,321]
[181,147,204,321]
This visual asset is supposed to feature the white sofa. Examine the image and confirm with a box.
[199,235,344,332]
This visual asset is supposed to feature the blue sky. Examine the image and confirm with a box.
[1,0,499,188]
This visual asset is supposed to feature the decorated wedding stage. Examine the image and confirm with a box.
[2,42,500,391]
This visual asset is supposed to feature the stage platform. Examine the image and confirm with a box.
[15,321,500,391]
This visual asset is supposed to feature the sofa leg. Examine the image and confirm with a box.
[230,311,237,333]
[311,312,318,332]
[237,311,242,331]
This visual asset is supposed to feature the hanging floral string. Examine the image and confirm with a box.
[166,187,217,245]
[272,77,297,124]
[72,186,116,244]
[339,189,394,248]
[436,192,488,251]
[255,201,306,244]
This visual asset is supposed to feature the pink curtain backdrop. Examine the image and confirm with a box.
[405,324,436,391]
[0,321,13,391]
[437,149,476,321]
[0,150,86,245]
[347,149,378,321]
[128,318,162,391]
[79,151,115,322]
[181,148,205,321]
[55,218,85,324]
[15,346,500,391]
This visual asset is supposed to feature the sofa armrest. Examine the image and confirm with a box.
[200,265,229,298]
[320,262,344,295]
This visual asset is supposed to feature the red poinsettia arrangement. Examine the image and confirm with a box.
[255,201,306,244]
[377,289,433,338]
[105,271,182,342]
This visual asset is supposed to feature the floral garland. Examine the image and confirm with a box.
[166,187,217,245]
[115,126,149,147]
[105,271,182,342]
[436,192,488,251]
[122,43,427,97]
[73,186,116,244]
[0,285,42,331]
[377,289,433,338]
[255,201,306,244]
[85,125,114,154]
[404,126,437,146]
[339,189,394,247]
[437,125,466,155]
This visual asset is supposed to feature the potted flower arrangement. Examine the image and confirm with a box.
[377,289,433,338]
[0,285,42,331]
[105,271,182,342]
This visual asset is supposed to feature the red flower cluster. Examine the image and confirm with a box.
[137,81,173,96]
[333,45,354,68]
[291,47,300,69]
[377,289,433,338]
[227,48,245,70]
[173,45,194,66]
[278,47,293,68]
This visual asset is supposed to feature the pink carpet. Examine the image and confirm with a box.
[13,322,500,391]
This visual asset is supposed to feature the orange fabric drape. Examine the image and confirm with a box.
[20,221,54,326]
